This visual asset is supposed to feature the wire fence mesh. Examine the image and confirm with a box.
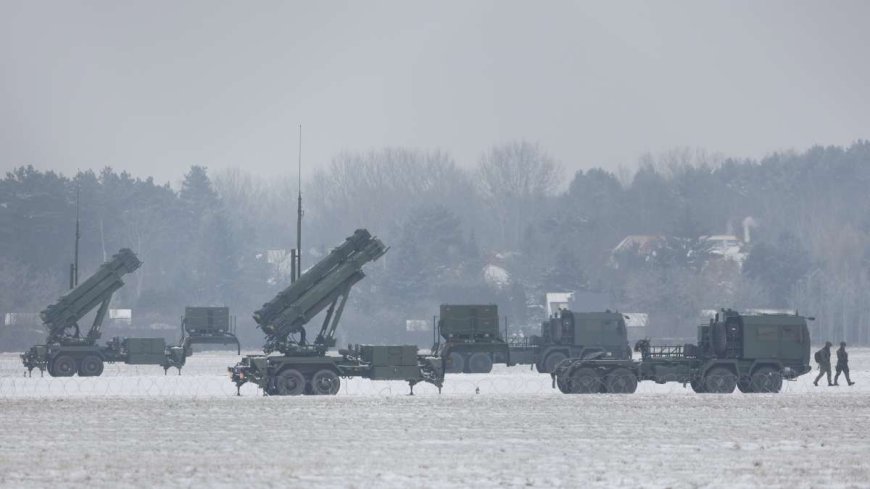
[1,351,864,399]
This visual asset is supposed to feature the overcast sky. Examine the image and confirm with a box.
[2,1,869,186]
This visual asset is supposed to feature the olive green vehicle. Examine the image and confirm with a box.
[510,309,633,373]
[229,229,444,396]
[20,249,191,377]
[435,304,508,373]
[436,306,632,374]
[551,309,812,394]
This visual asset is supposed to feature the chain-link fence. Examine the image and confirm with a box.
[0,352,865,399]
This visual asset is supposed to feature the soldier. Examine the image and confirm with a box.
[813,341,833,387]
[834,341,855,386]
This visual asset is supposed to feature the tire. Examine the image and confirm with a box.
[704,366,737,393]
[50,355,77,377]
[690,379,706,393]
[467,353,493,373]
[604,368,638,394]
[556,375,572,394]
[543,352,568,374]
[446,352,465,374]
[274,368,306,396]
[737,377,754,393]
[750,366,783,393]
[78,355,104,377]
[568,367,602,394]
[310,369,340,395]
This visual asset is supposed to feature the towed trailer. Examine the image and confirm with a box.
[21,249,187,376]
[230,229,443,396]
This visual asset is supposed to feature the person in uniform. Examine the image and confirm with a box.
[834,341,855,386]
[814,341,833,387]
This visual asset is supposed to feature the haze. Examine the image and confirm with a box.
[2,1,868,184]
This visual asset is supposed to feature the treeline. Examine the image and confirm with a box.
[1,141,869,349]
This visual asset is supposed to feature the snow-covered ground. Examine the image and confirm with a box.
[1,350,869,488]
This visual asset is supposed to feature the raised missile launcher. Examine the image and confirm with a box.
[21,249,188,376]
[230,229,444,395]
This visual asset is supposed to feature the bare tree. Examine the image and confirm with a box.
[475,141,562,249]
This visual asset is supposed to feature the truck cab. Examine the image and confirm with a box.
[533,310,632,373]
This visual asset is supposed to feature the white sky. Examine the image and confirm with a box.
[1,1,868,186]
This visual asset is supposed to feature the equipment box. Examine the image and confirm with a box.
[359,345,418,366]
[184,306,230,333]
[125,337,167,364]
[369,365,422,380]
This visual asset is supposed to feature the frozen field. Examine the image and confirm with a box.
[1,350,869,488]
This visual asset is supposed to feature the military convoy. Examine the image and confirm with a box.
[228,229,444,395]
[17,231,812,398]
[551,309,813,394]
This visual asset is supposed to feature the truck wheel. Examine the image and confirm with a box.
[275,369,306,396]
[50,355,77,377]
[543,352,567,373]
[605,368,637,394]
[310,369,340,395]
[446,352,465,374]
[556,375,572,394]
[468,353,493,373]
[568,367,602,394]
[704,367,736,393]
[737,377,754,393]
[78,355,104,377]
[750,366,782,393]
[690,379,706,393]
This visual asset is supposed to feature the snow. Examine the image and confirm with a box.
[483,264,510,289]
[1,351,869,488]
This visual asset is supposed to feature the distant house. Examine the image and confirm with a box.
[623,313,648,342]
[609,235,666,269]
[700,234,747,265]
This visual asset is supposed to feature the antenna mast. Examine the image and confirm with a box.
[70,184,80,289]
[296,124,303,281]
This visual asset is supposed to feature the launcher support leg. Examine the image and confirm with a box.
[408,382,415,396]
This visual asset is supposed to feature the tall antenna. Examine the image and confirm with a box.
[296,124,303,280]
[70,184,80,289]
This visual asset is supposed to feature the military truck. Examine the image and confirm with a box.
[551,309,812,394]
[20,249,188,376]
[229,229,444,396]
[435,306,632,374]
[510,309,633,373]
[435,304,508,373]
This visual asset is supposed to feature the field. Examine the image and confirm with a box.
[1,350,869,489]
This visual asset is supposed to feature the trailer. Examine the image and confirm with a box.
[21,249,187,376]
[229,229,443,395]
[551,309,813,394]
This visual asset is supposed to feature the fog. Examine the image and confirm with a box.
[2,1,869,183]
